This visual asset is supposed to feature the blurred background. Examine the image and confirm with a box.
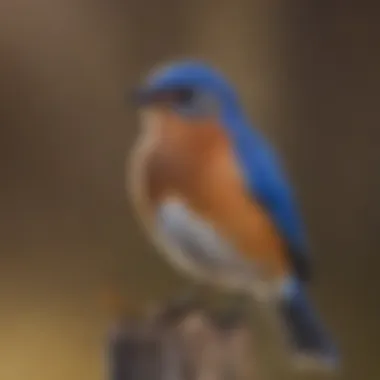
[0,1,379,380]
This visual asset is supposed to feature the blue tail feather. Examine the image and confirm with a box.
[280,277,339,369]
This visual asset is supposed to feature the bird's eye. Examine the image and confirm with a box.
[171,87,195,105]
[169,87,216,117]
[173,88,194,105]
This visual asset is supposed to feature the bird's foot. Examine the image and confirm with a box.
[209,293,252,331]
[157,287,253,332]
[158,284,210,325]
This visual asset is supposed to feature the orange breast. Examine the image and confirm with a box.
[130,108,290,280]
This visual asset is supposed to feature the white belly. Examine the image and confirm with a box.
[153,199,258,291]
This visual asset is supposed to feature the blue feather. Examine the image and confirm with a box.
[222,115,311,281]
[280,276,339,367]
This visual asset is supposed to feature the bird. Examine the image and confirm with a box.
[127,59,339,372]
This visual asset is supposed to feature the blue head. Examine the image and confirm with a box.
[134,60,246,122]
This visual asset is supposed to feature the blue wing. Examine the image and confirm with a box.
[229,122,311,282]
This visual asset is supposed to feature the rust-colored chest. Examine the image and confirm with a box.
[128,110,290,280]
[129,110,237,212]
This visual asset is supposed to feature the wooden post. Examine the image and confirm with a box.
[106,301,256,380]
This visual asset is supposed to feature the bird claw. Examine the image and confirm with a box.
[157,285,206,324]
[210,298,251,331]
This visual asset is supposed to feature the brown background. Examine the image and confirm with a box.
[0,1,379,380]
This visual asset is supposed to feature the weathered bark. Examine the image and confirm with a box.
[107,305,255,380]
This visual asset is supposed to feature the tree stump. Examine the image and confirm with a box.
[106,301,256,380]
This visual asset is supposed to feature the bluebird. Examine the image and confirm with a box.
[127,60,339,371]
